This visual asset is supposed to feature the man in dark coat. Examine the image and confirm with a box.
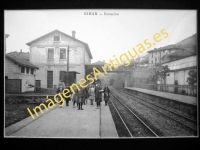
[65,84,71,106]
[103,84,110,106]
[77,88,85,110]
[95,83,103,109]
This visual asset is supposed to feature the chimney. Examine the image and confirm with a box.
[72,31,76,38]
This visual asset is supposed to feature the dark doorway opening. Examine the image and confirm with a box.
[47,71,53,88]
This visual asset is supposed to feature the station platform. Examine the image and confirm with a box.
[5,100,118,138]
[125,87,197,106]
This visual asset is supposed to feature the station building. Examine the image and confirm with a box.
[26,29,93,89]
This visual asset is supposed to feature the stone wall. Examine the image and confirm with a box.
[124,88,197,117]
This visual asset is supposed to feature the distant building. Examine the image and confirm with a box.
[147,44,183,67]
[159,34,197,95]
[161,54,196,95]
[134,54,149,67]
[147,33,196,68]
[26,29,93,88]
[5,51,39,93]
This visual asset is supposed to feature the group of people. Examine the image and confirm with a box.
[57,80,110,110]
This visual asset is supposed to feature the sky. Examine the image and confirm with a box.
[5,9,196,63]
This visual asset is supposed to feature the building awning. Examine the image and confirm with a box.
[64,71,80,74]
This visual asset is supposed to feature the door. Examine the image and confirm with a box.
[174,80,178,94]
[47,71,53,88]
[5,79,21,94]
[60,71,76,86]
[35,80,41,87]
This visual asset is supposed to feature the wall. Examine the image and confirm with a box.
[162,56,196,94]
[5,58,20,77]
[162,55,196,71]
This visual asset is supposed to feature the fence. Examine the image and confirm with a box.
[28,84,56,94]
[131,83,197,97]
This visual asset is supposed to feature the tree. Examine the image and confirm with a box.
[186,69,197,95]
[147,65,170,84]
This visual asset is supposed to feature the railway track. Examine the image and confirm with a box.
[113,88,197,133]
[109,91,159,137]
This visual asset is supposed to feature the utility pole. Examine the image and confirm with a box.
[66,46,77,85]
[67,46,69,85]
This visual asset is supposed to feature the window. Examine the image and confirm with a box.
[53,36,60,42]
[26,67,29,74]
[31,69,34,75]
[21,66,25,73]
[60,48,66,59]
[165,50,169,55]
[48,48,54,59]
[152,53,153,58]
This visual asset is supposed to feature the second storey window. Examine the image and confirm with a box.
[21,66,25,73]
[48,48,54,59]
[26,67,29,74]
[60,48,66,59]
[54,36,61,42]
[31,68,34,75]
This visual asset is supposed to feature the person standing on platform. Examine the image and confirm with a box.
[58,80,62,88]
[103,84,110,106]
[83,87,89,105]
[77,88,84,110]
[61,80,66,88]
[72,89,78,108]
[56,84,64,108]
[95,83,103,109]
[65,84,71,106]
[88,84,95,105]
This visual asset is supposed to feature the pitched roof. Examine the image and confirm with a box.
[6,54,39,69]
[7,51,29,61]
[26,29,93,59]
[91,61,106,65]
[161,50,196,64]
[147,44,182,53]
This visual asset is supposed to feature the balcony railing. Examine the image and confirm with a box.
[131,83,197,97]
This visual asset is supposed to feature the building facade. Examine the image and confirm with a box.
[5,52,39,93]
[161,55,197,95]
[147,44,183,67]
[26,30,93,88]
